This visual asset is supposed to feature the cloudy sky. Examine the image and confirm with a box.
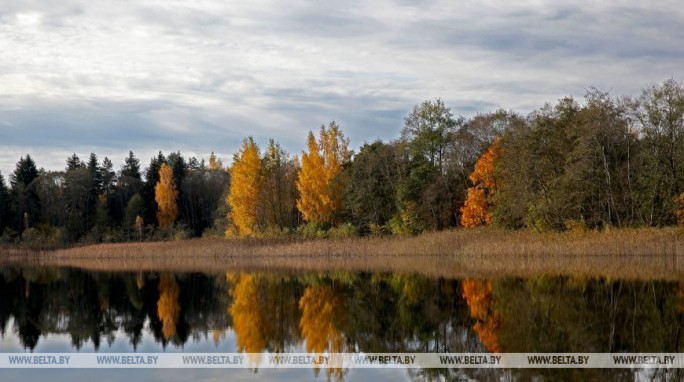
[1,0,683,177]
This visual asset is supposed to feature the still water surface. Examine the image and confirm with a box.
[1,266,683,380]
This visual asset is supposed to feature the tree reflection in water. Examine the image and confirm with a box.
[2,266,684,380]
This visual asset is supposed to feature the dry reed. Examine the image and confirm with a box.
[1,227,684,280]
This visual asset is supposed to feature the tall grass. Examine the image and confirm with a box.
[2,227,684,280]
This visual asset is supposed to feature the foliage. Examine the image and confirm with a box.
[327,223,358,239]
[343,141,398,233]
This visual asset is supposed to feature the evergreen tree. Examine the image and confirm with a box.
[0,172,10,232]
[100,157,116,195]
[121,151,141,179]
[10,155,40,234]
[66,154,83,171]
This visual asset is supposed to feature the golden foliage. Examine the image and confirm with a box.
[229,273,266,354]
[461,139,501,228]
[154,163,179,231]
[296,123,349,224]
[157,273,181,340]
[227,138,263,237]
[461,279,500,353]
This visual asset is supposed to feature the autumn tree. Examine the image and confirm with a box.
[208,152,223,171]
[227,138,263,237]
[296,122,349,225]
[461,138,500,227]
[155,163,179,232]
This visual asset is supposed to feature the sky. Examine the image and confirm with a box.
[1,0,683,178]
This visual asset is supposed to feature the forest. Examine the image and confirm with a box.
[0,79,683,245]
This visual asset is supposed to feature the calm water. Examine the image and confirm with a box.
[1,266,684,381]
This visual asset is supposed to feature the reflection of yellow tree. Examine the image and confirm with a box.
[299,284,347,380]
[157,274,181,340]
[462,279,500,353]
[299,284,346,353]
[229,273,266,353]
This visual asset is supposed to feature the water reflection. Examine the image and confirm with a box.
[2,267,684,380]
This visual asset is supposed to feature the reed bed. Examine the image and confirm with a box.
[2,227,684,280]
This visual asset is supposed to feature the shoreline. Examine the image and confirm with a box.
[1,228,684,280]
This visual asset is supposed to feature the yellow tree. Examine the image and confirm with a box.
[297,132,327,223]
[155,163,179,231]
[157,273,181,340]
[296,122,349,224]
[208,151,223,171]
[227,138,263,237]
[461,138,501,227]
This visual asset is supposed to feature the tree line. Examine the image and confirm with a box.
[1,79,683,244]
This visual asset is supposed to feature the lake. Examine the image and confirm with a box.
[1,265,683,381]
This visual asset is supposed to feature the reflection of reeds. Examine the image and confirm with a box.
[2,227,684,280]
